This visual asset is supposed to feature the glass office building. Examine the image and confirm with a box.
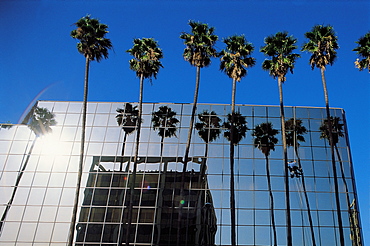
[0,101,362,245]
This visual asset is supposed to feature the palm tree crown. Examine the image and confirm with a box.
[252,122,279,156]
[116,103,140,135]
[127,38,164,79]
[223,112,248,145]
[302,25,339,70]
[195,110,221,143]
[285,118,307,147]
[180,20,218,68]
[260,32,300,82]
[353,31,370,72]
[70,15,113,61]
[152,106,180,139]
[319,116,344,146]
[220,35,256,81]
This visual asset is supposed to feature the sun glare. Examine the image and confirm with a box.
[38,133,65,157]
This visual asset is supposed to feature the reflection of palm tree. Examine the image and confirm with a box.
[0,107,56,233]
[320,117,359,244]
[125,37,163,246]
[302,24,345,246]
[152,106,180,156]
[0,124,12,130]
[219,35,255,245]
[69,15,112,245]
[261,32,300,246]
[116,103,139,171]
[195,110,221,175]
[353,31,370,72]
[223,112,248,145]
[223,112,247,246]
[151,106,179,245]
[252,122,278,246]
[285,118,317,246]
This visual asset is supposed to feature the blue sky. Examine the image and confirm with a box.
[0,0,369,243]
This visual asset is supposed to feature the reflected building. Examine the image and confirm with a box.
[0,101,363,245]
[75,156,216,245]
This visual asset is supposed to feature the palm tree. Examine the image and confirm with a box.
[152,105,180,156]
[180,20,218,171]
[353,31,370,72]
[0,107,56,233]
[195,110,222,174]
[69,15,112,246]
[116,103,139,171]
[302,24,345,246]
[285,118,316,246]
[219,34,256,246]
[252,122,279,246]
[124,37,163,246]
[260,32,300,246]
[178,21,218,245]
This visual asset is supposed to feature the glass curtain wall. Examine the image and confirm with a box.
[0,101,362,245]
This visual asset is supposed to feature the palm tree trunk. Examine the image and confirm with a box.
[266,154,277,246]
[230,78,236,246]
[160,135,164,157]
[278,77,292,246]
[68,56,89,246]
[321,67,345,246]
[183,65,200,172]
[0,138,37,233]
[177,66,201,246]
[120,133,127,171]
[294,145,316,246]
[125,74,144,246]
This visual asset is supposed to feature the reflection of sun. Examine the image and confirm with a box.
[38,134,65,157]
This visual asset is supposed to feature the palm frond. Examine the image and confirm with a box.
[260,32,300,81]
[302,25,339,69]
[71,15,113,62]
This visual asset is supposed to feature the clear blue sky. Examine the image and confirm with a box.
[0,0,369,243]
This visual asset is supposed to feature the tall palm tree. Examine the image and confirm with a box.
[180,20,218,172]
[152,105,180,156]
[69,15,112,246]
[124,37,163,246]
[301,24,345,246]
[219,34,255,246]
[285,118,316,246]
[260,32,300,246]
[0,107,56,233]
[195,110,222,174]
[353,31,370,72]
[252,122,279,246]
[116,103,140,171]
[178,21,218,245]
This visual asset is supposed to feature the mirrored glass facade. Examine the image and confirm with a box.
[0,101,362,245]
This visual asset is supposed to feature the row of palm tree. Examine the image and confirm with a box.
[68,14,367,245]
